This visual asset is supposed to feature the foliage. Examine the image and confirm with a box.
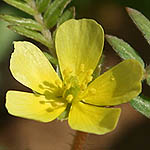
[1,0,75,58]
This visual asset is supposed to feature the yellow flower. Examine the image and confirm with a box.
[6,19,143,135]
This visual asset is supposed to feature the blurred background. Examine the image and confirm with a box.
[1,0,150,150]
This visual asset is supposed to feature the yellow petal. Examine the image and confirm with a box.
[6,91,66,122]
[83,59,143,106]
[55,19,104,82]
[10,41,62,94]
[68,102,121,135]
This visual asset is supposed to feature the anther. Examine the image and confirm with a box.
[80,64,85,73]
[87,69,93,76]
[66,83,71,90]
[80,83,87,90]
[66,94,74,103]
[63,68,72,78]
[86,76,93,83]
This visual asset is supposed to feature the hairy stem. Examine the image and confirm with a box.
[29,0,56,57]
[71,131,88,150]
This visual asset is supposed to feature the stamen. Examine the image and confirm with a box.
[61,67,95,104]
[84,69,94,84]
[87,69,93,76]
[80,83,87,90]
[86,76,93,83]
[66,83,71,90]
[66,94,74,103]
[63,68,72,78]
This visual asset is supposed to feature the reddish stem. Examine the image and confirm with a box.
[71,131,88,150]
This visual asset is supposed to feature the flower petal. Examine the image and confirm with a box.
[6,91,66,122]
[68,102,121,135]
[10,41,62,94]
[83,59,143,106]
[55,19,104,82]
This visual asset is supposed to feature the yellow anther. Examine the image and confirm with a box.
[86,76,93,83]
[63,69,69,77]
[80,64,85,73]
[87,69,93,76]
[66,83,71,90]
[66,94,74,103]
[63,68,72,78]
[89,88,96,95]
[80,83,87,90]
[55,80,62,88]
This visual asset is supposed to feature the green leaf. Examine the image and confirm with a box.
[36,0,51,13]
[126,7,150,45]
[8,25,53,49]
[44,0,71,28]
[0,14,43,31]
[3,0,35,16]
[43,52,58,65]
[105,34,145,68]
[24,0,32,3]
[130,95,150,118]
[57,7,75,26]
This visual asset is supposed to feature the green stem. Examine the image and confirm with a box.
[29,0,56,57]
[71,131,88,150]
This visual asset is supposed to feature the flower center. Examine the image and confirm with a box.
[55,64,96,103]
[39,64,97,115]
